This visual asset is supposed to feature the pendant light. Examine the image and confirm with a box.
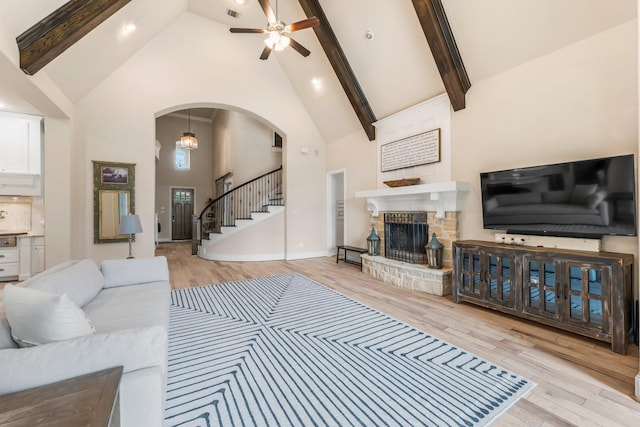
[179,109,198,150]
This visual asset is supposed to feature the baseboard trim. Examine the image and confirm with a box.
[285,251,329,261]
[197,251,285,262]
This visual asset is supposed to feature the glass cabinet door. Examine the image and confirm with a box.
[487,253,515,308]
[523,256,559,319]
[458,249,482,297]
[565,262,609,332]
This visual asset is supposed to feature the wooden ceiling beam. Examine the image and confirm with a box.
[411,0,471,111]
[297,0,376,141]
[16,0,131,76]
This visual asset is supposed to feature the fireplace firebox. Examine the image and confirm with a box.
[384,212,429,264]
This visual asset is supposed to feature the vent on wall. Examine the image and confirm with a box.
[227,9,239,18]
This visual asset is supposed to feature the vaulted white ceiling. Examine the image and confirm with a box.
[0,0,636,142]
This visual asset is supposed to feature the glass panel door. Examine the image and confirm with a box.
[565,262,607,331]
[487,254,514,307]
[523,256,559,319]
[459,249,482,297]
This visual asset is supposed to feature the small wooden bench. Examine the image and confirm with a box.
[336,245,368,269]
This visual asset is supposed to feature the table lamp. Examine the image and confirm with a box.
[119,214,142,259]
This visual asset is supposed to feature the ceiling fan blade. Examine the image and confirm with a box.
[289,38,311,57]
[230,28,265,33]
[287,17,319,33]
[257,0,276,24]
[260,46,272,60]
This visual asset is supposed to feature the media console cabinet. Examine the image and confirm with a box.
[452,240,633,354]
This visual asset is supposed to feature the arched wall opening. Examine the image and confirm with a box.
[154,103,285,259]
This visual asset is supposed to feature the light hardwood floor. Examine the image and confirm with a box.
[157,242,640,426]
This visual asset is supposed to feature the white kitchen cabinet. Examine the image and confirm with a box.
[16,235,45,280]
[0,246,19,281]
[31,236,45,275]
[0,112,43,196]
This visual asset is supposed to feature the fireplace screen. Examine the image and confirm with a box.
[384,212,429,264]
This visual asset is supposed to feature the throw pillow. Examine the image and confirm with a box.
[25,259,104,307]
[3,285,95,348]
[587,189,607,209]
[484,197,499,211]
[569,184,598,205]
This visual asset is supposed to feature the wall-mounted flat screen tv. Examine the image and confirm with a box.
[480,154,637,238]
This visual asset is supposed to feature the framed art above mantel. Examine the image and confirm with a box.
[381,128,441,172]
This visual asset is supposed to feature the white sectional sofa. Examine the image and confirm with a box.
[0,256,171,427]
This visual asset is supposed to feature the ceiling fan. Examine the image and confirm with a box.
[230,0,319,60]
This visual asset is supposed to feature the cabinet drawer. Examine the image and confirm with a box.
[0,262,19,277]
[0,249,19,263]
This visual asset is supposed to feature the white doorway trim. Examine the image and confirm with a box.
[326,169,346,255]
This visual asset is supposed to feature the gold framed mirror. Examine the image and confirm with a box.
[93,161,135,244]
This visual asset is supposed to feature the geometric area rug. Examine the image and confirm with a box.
[164,273,535,426]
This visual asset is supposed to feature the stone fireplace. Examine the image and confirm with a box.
[356,181,469,296]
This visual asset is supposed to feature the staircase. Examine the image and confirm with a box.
[196,166,284,259]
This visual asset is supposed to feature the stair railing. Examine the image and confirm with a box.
[197,166,283,243]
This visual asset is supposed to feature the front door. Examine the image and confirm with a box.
[172,188,194,240]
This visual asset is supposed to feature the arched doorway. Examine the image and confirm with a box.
[154,105,284,258]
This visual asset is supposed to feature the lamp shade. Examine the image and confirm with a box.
[119,214,143,235]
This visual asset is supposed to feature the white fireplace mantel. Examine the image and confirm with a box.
[355,181,471,218]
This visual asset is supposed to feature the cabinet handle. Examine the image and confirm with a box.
[563,283,568,300]
[0,255,4,258]
[0,268,4,272]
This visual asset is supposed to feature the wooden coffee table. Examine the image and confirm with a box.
[0,366,123,427]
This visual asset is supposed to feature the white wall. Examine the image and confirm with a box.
[374,94,452,186]
[211,110,281,187]
[326,130,377,248]
[155,114,214,241]
[452,20,638,261]
[43,117,73,267]
[200,211,285,261]
[70,12,327,261]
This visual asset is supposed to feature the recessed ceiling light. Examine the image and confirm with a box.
[0,101,7,109]
[234,0,246,5]
[124,22,136,33]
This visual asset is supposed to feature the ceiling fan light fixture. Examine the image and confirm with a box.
[264,31,290,51]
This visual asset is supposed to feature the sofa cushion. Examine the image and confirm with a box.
[541,190,570,204]
[83,281,171,333]
[24,259,104,308]
[101,256,169,288]
[494,192,541,206]
[0,325,167,395]
[3,285,95,347]
[16,260,81,288]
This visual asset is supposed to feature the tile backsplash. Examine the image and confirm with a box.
[0,196,34,233]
